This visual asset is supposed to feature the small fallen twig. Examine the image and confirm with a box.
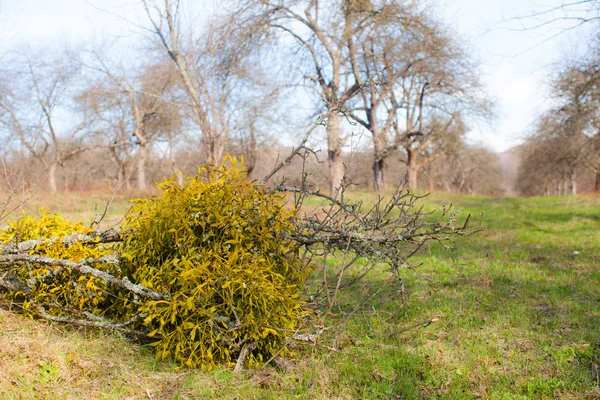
[145,388,155,400]
[234,342,257,373]
[386,317,439,338]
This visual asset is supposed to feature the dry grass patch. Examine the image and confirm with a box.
[0,306,176,399]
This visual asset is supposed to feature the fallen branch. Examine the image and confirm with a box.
[270,185,361,216]
[0,229,126,254]
[234,342,257,373]
[30,302,156,341]
[0,253,168,301]
[0,270,31,293]
[291,329,323,344]
[261,113,327,185]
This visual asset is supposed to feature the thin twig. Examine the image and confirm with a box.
[261,113,328,184]
[386,317,439,337]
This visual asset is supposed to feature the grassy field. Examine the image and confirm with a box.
[0,191,599,399]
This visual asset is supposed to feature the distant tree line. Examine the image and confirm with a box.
[517,39,600,196]
[0,0,502,196]
[509,0,600,196]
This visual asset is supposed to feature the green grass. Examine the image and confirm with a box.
[342,192,600,399]
[1,191,599,398]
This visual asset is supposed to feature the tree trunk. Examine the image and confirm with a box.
[370,110,386,191]
[137,145,147,192]
[407,149,418,190]
[569,165,577,195]
[327,111,344,194]
[372,159,386,191]
[117,166,125,188]
[169,134,184,187]
[442,178,451,193]
[205,139,217,164]
[595,170,600,192]
[202,132,225,165]
[116,164,131,191]
[48,163,58,193]
[427,170,435,191]
[245,130,257,175]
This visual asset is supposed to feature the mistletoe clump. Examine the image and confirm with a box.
[0,158,311,369]
[120,157,311,368]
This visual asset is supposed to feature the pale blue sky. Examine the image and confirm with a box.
[0,0,594,152]
[439,0,595,151]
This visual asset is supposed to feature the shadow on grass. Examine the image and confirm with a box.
[321,218,600,398]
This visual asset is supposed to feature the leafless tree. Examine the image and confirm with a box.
[501,0,600,46]
[347,3,489,190]
[81,54,182,191]
[517,50,600,195]
[227,89,282,176]
[517,111,587,195]
[426,139,504,195]
[556,58,600,190]
[140,0,264,167]
[0,48,101,192]
[235,0,393,194]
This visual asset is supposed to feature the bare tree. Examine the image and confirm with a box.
[517,50,600,196]
[555,58,600,190]
[140,0,262,166]
[78,79,135,190]
[228,89,281,176]
[502,0,600,45]
[0,48,100,192]
[236,0,394,193]
[347,3,489,190]
[81,55,182,191]
[516,111,588,195]
[426,139,504,195]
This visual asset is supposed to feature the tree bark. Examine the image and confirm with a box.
[137,145,148,192]
[117,166,125,188]
[115,163,131,190]
[369,109,387,191]
[569,165,577,195]
[327,111,344,194]
[245,130,257,175]
[372,159,386,192]
[203,135,224,165]
[407,149,418,190]
[168,133,184,187]
[427,170,435,191]
[48,162,58,193]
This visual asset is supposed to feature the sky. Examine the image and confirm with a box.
[0,0,595,153]
[438,0,596,151]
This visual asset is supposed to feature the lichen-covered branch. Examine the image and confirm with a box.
[0,253,168,301]
[0,229,126,254]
